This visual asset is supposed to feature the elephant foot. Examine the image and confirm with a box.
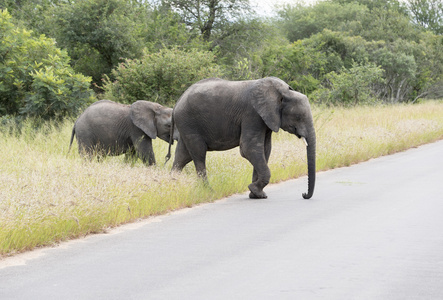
[249,192,268,199]
[248,184,267,199]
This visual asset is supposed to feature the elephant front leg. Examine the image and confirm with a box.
[240,134,271,199]
[248,164,270,199]
[135,137,156,165]
[251,130,272,184]
[124,147,137,165]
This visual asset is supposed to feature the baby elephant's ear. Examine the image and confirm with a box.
[130,100,158,139]
[251,78,283,132]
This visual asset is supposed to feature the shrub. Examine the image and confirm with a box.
[311,61,384,106]
[101,47,223,106]
[0,9,95,121]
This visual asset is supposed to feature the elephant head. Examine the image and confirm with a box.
[130,100,175,143]
[252,77,316,199]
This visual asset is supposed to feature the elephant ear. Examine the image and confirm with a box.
[130,100,158,139]
[251,77,284,132]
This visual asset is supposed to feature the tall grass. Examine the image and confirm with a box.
[1,101,443,257]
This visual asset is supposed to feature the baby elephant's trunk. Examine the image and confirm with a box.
[165,113,175,165]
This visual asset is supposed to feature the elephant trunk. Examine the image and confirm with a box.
[302,130,316,199]
[165,112,175,165]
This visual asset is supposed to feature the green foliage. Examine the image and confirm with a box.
[42,0,210,86]
[261,41,324,94]
[101,47,223,105]
[410,33,443,101]
[302,30,371,73]
[408,0,443,35]
[3,0,443,108]
[213,18,278,67]
[331,0,409,15]
[0,9,94,120]
[312,62,384,106]
[357,7,418,43]
[47,0,144,85]
[277,1,369,42]
[142,6,209,53]
[166,0,251,41]
[275,0,443,104]
[0,0,61,34]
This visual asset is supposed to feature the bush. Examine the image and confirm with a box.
[0,9,95,121]
[311,61,384,106]
[101,47,223,106]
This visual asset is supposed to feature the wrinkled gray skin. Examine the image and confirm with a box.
[169,77,316,199]
[69,100,178,165]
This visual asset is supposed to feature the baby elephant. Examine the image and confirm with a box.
[69,100,177,165]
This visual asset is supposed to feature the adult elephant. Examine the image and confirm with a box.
[168,77,316,199]
[69,100,178,165]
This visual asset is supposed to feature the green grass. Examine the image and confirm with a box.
[1,101,443,257]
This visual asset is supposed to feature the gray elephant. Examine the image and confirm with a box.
[167,77,316,199]
[69,99,178,165]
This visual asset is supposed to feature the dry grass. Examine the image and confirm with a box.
[1,101,442,257]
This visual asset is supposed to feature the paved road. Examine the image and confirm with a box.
[1,140,443,299]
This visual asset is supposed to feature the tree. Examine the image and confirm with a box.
[331,0,409,13]
[0,9,94,120]
[277,1,368,42]
[0,0,64,34]
[410,32,443,101]
[319,62,384,106]
[408,0,443,35]
[164,0,251,41]
[142,5,210,53]
[48,0,145,86]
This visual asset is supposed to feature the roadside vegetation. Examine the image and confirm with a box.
[1,101,442,256]
[1,0,443,256]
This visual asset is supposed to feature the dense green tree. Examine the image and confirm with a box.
[0,9,94,120]
[357,6,420,42]
[42,0,209,87]
[331,0,409,14]
[409,33,443,101]
[47,0,145,85]
[274,0,443,103]
[214,18,286,72]
[277,1,368,42]
[258,41,326,94]
[142,5,209,53]
[0,0,63,34]
[312,61,384,106]
[408,0,443,35]
[2,0,442,109]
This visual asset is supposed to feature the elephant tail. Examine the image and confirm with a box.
[165,113,175,165]
[67,125,76,155]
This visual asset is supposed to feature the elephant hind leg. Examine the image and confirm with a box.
[78,143,96,161]
[188,139,208,180]
[172,139,193,172]
[175,135,208,180]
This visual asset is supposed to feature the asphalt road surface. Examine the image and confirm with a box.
[1,140,443,299]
